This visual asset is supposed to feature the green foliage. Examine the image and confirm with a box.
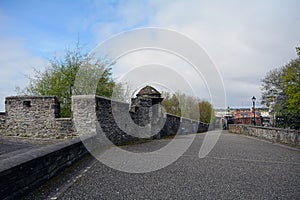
[198,101,215,124]
[22,44,121,117]
[296,47,300,57]
[261,66,286,108]
[161,91,214,123]
[261,47,300,128]
[161,91,181,116]
[282,58,300,115]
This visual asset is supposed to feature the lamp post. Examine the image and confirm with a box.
[252,96,256,125]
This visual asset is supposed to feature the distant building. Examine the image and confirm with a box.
[215,107,270,126]
[233,108,262,125]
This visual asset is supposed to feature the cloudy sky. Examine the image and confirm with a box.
[0,0,299,111]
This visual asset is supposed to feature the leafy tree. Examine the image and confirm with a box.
[21,44,121,117]
[261,47,300,128]
[296,47,300,57]
[282,52,300,115]
[261,66,286,110]
[198,101,215,124]
[161,91,214,123]
[161,91,181,116]
[161,91,199,120]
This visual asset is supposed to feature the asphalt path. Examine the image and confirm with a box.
[25,130,300,199]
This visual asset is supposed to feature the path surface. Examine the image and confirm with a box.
[25,131,300,199]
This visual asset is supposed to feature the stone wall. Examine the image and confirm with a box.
[199,122,210,132]
[0,94,210,140]
[0,136,91,200]
[0,112,5,130]
[228,124,300,147]
[96,95,141,144]
[54,118,75,137]
[159,114,181,137]
[71,95,97,136]
[72,95,209,145]
[1,96,74,138]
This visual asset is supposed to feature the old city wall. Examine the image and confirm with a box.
[72,95,209,145]
[0,95,209,141]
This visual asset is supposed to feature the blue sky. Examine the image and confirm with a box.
[0,0,151,56]
[0,0,299,111]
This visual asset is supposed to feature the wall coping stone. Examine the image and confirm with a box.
[165,113,209,126]
[95,95,130,106]
[5,95,57,99]
[55,118,72,121]
[230,124,300,133]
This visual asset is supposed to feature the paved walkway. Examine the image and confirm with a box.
[25,131,300,199]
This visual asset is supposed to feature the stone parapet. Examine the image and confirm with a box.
[0,91,211,140]
[228,124,300,147]
[0,136,91,199]
[1,96,74,138]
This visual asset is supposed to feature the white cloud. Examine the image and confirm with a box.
[113,50,209,98]
[97,0,300,107]
[0,36,48,111]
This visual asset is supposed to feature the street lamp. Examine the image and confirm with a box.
[252,96,256,125]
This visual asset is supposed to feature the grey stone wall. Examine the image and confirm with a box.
[0,94,210,140]
[97,96,140,144]
[0,136,91,199]
[159,114,181,137]
[54,118,75,137]
[228,124,300,147]
[71,95,97,136]
[0,112,5,130]
[198,122,209,132]
[72,95,209,145]
[1,96,74,138]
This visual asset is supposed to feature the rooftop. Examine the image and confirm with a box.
[136,86,161,97]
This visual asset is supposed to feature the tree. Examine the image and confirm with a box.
[161,91,199,120]
[161,91,214,123]
[296,47,300,57]
[261,66,286,110]
[21,44,121,117]
[261,47,300,128]
[161,91,181,116]
[282,52,300,115]
[198,101,215,124]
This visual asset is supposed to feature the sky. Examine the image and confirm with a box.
[0,0,299,111]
